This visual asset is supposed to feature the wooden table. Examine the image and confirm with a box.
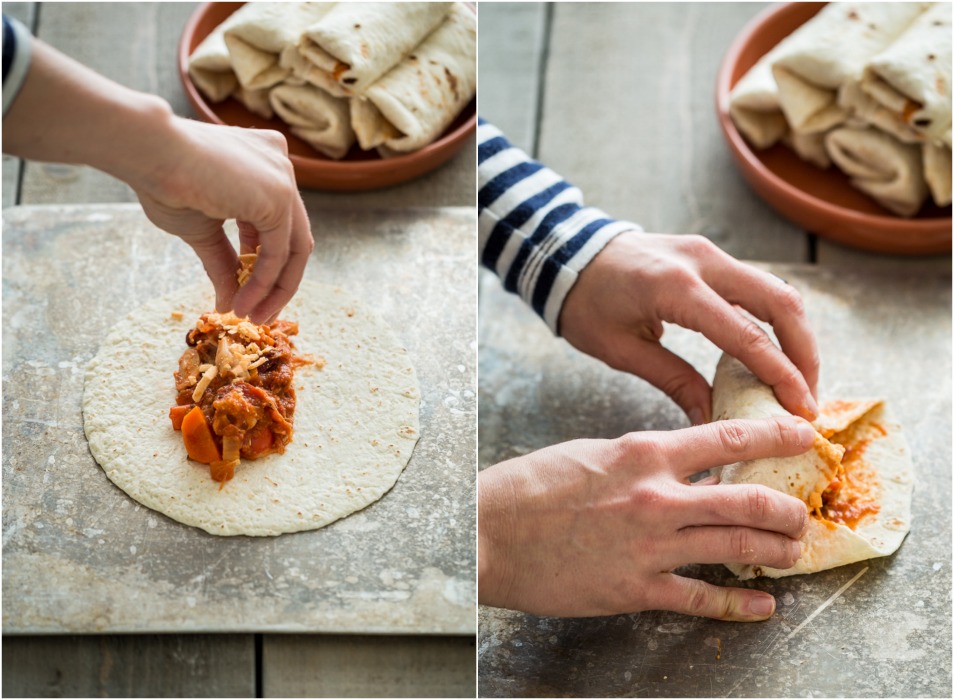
[478,3,951,697]
[2,3,475,697]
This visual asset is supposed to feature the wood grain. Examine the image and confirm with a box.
[262,634,476,698]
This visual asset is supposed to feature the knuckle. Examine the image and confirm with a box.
[738,319,769,351]
[680,234,716,257]
[717,420,752,454]
[775,283,806,317]
[745,485,771,521]
[729,527,755,561]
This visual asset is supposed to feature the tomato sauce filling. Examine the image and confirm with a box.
[170,313,310,483]
[811,422,885,529]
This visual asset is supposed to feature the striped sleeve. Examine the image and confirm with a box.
[478,119,642,334]
[2,14,33,116]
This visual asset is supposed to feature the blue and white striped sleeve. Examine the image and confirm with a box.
[478,119,642,334]
[2,14,33,116]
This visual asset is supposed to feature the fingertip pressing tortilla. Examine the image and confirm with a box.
[712,353,913,579]
[83,280,421,537]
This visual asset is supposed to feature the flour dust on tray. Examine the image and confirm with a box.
[83,280,420,536]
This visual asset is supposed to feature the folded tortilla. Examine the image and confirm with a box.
[728,43,791,149]
[825,125,929,216]
[234,86,274,120]
[782,130,831,169]
[279,43,352,98]
[298,2,453,95]
[923,139,952,206]
[771,3,928,134]
[269,83,355,159]
[224,2,335,91]
[860,2,952,145]
[188,15,240,103]
[712,354,913,580]
[352,4,476,156]
[838,79,926,144]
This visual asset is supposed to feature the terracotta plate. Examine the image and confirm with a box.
[716,2,951,255]
[178,2,476,192]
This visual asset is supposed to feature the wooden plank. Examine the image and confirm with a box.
[262,634,476,698]
[476,2,549,153]
[1,634,256,698]
[2,3,38,208]
[21,2,197,205]
[536,3,807,262]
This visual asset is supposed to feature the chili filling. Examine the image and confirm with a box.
[170,312,310,483]
[809,422,884,529]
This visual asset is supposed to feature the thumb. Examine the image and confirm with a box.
[184,228,240,313]
[654,574,777,621]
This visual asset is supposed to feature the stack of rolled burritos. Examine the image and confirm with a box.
[729,2,951,217]
[187,2,476,161]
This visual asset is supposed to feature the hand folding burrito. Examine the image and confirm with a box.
[269,84,355,160]
[298,2,453,96]
[712,354,913,580]
[224,2,334,91]
[350,4,476,157]
[860,2,952,146]
[825,125,929,216]
[770,3,928,134]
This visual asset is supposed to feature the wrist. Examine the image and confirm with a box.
[477,466,518,608]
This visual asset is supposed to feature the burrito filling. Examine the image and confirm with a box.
[170,312,312,483]
[807,403,885,530]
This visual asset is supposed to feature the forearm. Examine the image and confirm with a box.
[477,119,641,333]
[2,37,177,193]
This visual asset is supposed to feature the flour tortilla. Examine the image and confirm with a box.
[298,2,453,95]
[352,4,476,156]
[269,83,355,159]
[860,2,952,145]
[83,280,421,537]
[712,354,913,580]
[188,15,240,103]
[223,2,335,91]
[770,3,927,134]
[824,125,929,216]
[923,139,952,206]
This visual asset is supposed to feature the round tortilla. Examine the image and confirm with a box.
[83,280,420,537]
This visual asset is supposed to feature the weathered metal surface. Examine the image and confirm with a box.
[477,264,951,697]
[2,203,476,635]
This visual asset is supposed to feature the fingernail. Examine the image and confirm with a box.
[802,395,820,421]
[748,595,775,618]
[790,539,802,562]
[689,407,706,426]
[795,419,816,447]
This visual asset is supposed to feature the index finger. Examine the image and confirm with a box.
[672,286,818,420]
[710,261,820,399]
[653,416,817,478]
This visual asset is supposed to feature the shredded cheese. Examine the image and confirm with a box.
[192,365,218,402]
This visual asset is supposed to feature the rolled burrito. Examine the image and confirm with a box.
[712,354,913,580]
[188,14,241,103]
[923,138,952,206]
[279,43,352,98]
[298,2,453,95]
[838,78,925,144]
[269,83,355,160]
[224,2,335,91]
[860,2,953,145]
[825,125,929,216]
[728,42,791,149]
[351,4,476,156]
[234,86,274,120]
[771,3,928,134]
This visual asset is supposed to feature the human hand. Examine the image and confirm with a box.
[1,39,313,324]
[478,416,813,620]
[559,232,819,423]
[134,118,313,324]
